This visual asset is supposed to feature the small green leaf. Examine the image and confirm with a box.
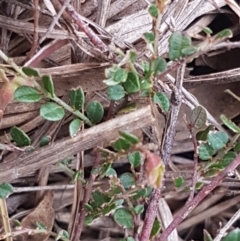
[114,208,134,229]
[140,78,153,90]
[144,32,155,42]
[36,221,47,230]
[152,57,167,76]
[123,71,140,94]
[153,92,170,112]
[127,237,135,241]
[0,183,14,199]
[119,131,139,144]
[203,229,213,241]
[105,167,117,177]
[203,27,213,35]
[204,168,220,178]
[92,191,111,208]
[199,143,215,160]
[107,85,125,100]
[220,114,240,133]
[69,87,85,110]
[169,32,191,60]
[69,119,82,137]
[215,29,232,39]
[174,176,184,188]
[181,46,198,56]
[42,75,55,97]
[190,106,207,129]
[222,228,240,241]
[117,103,137,114]
[85,215,94,225]
[10,126,31,147]
[113,68,128,83]
[196,125,214,141]
[208,131,229,151]
[100,163,112,178]
[134,204,144,214]
[128,151,142,167]
[150,219,161,239]
[130,51,137,63]
[133,188,147,200]
[219,151,237,168]
[40,136,51,147]
[86,101,104,124]
[22,67,40,77]
[14,86,41,103]
[102,203,116,215]
[120,172,135,189]
[195,182,203,190]
[40,102,65,121]
[85,203,94,212]
[234,142,240,153]
[148,4,158,18]
[56,230,69,241]
[112,137,131,151]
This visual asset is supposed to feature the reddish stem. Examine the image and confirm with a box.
[157,153,240,241]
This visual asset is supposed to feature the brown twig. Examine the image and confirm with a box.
[72,151,101,241]
[26,0,39,60]
[157,153,240,241]
[57,0,109,53]
[139,188,162,241]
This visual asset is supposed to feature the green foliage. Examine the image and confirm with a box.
[199,143,215,160]
[168,31,193,60]
[202,27,213,35]
[0,183,14,199]
[134,204,144,214]
[190,106,207,129]
[234,142,240,153]
[42,75,55,97]
[39,136,51,147]
[148,4,158,18]
[14,86,41,103]
[144,32,155,42]
[119,131,139,144]
[153,92,170,112]
[40,102,65,121]
[112,137,131,151]
[56,230,69,241]
[86,101,104,124]
[150,219,161,239]
[220,114,240,133]
[215,29,232,39]
[69,119,82,137]
[151,57,167,76]
[10,126,31,147]
[174,176,184,188]
[114,208,134,229]
[123,71,140,93]
[107,85,125,100]
[196,126,214,141]
[218,151,237,168]
[92,190,112,208]
[203,229,213,241]
[22,67,40,77]
[222,228,240,241]
[207,131,229,151]
[69,87,85,110]
[128,151,142,167]
[120,172,136,189]
[104,65,128,86]
[36,221,47,230]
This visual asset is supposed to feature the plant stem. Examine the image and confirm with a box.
[157,153,240,241]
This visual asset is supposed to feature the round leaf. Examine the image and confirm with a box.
[14,86,41,103]
[114,208,134,229]
[219,151,237,168]
[153,92,170,112]
[69,119,82,137]
[107,85,125,101]
[207,131,229,151]
[120,172,135,189]
[152,57,167,76]
[199,143,215,160]
[0,183,14,199]
[69,87,85,110]
[134,204,144,214]
[10,126,31,147]
[40,102,65,121]
[112,137,131,151]
[144,32,155,42]
[148,4,158,17]
[128,151,142,167]
[123,72,140,93]
[174,176,184,188]
[190,106,207,129]
[86,101,104,124]
[113,68,128,83]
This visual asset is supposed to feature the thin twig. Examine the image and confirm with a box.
[57,0,109,53]
[72,151,101,241]
[213,208,240,241]
[157,153,240,241]
[27,0,40,60]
